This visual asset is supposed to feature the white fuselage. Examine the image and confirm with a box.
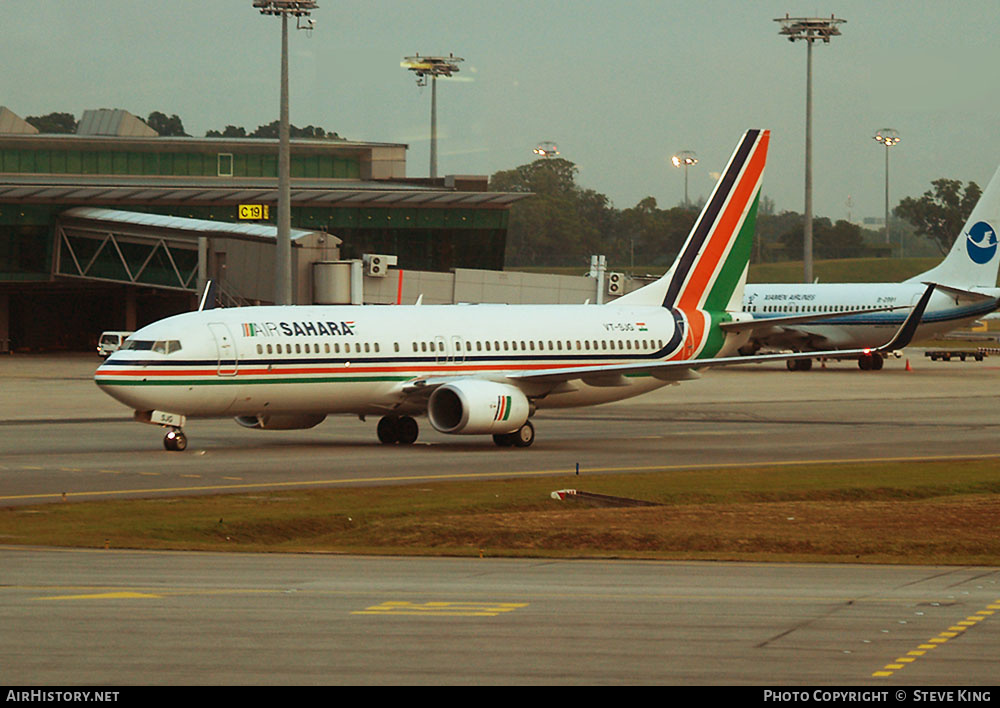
[742,282,1000,350]
[95,303,741,419]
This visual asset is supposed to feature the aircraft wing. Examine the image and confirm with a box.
[509,283,936,386]
[396,284,936,403]
[719,304,909,335]
[921,281,1000,304]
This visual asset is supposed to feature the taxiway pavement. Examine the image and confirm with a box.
[2,351,1000,504]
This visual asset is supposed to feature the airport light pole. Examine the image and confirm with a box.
[403,53,464,179]
[254,0,318,305]
[873,129,901,249]
[775,14,845,283]
[533,141,560,158]
[671,151,698,208]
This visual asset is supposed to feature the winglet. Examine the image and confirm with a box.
[874,283,935,353]
[198,279,218,311]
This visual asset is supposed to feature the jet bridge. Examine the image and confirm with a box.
[53,207,340,304]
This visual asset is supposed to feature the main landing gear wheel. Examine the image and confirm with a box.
[786,357,813,371]
[163,428,187,451]
[493,420,535,448]
[858,353,884,371]
[377,415,419,445]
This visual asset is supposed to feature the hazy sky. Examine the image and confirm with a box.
[4,1,999,224]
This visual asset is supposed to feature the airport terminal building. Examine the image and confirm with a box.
[0,108,529,351]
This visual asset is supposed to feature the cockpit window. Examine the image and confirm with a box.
[152,340,182,354]
[122,339,181,354]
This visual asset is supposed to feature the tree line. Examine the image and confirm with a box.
[489,156,982,268]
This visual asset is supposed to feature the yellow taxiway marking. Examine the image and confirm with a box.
[352,601,528,617]
[873,598,1000,678]
[37,591,162,601]
[7,451,1000,503]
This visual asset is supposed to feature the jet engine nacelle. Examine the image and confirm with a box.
[234,413,327,430]
[427,380,530,435]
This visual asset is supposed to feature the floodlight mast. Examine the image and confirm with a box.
[533,142,559,158]
[403,53,464,179]
[775,14,845,284]
[254,0,318,305]
[874,129,901,247]
[671,151,698,208]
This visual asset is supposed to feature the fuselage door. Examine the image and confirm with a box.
[208,322,238,376]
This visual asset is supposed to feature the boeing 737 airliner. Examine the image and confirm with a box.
[742,164,1000,370]
[94,130,932,450]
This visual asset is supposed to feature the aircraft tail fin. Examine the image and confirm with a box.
[612,129,769,311]
[907,164,1000,288]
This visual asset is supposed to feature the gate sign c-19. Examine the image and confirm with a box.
[238,204,270,220]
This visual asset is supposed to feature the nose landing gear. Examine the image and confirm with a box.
[163,428,188,451]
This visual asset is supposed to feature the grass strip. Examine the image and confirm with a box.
[2,458,999,565]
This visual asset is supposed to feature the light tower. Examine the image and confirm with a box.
[254,0,318,306]
[775,13,845,283]
[402,53,464,179]
[873,129,901,247]
[671,151,699,208]
[533,141,559,158]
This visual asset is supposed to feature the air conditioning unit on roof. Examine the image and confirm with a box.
[362,253,397,277]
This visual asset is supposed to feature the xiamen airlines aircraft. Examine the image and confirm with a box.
[94,130,932,450]
[742,163,1000,370]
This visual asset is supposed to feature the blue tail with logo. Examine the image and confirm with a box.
[907,164,1000,288]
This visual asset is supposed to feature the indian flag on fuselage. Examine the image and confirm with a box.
[612,129,769,361]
